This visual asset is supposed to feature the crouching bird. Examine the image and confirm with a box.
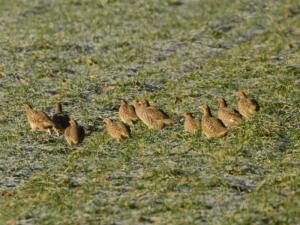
[217,98,243,128]
[200,105,227,139]
[118,99,138,126]
[104,118,131,143]
[24,103,59,135]
[132,99,174,130]
[236,91,259,119]
[183,112,201,134]
[64,119,85,146]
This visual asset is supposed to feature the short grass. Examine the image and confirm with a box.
[1,0,300,224]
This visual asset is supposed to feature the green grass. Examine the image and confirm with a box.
[1,0,300,224]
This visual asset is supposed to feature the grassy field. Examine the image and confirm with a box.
[1,0,300,224]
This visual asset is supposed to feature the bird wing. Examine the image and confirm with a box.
[203,117,225,133]
[185,118,200,131]
[145,107,169,120]
[125,105,138,120]
[64,127,72,142]
[34,111,54,126]
[224,108,243,120]
[116,123,130,136]
[194,119,201,128]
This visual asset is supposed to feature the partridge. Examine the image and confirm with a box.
[217,98,243,128]
[64,119,85,146]
[183,112,201,134]
[236,91,259,119]
[24,103,58,135]
[132,99,174,130]
[200,105,227,139]
[118,99,138,126]
[132,100,145,121]
[104,118,131,142]
[52,102,70,132]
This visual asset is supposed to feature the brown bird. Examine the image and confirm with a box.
[200,105,227,139]
[52,102,70,132]
[132,99,174,130]
[118,99,139,126]
[104,118,131,142]
[64,119,85,146]
[183,112,201,134]
[24,103,59,135]
[217,98,243,128]
[236,91,259,119]
[132,100,145,121]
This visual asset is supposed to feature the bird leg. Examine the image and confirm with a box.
[53,127,60,136]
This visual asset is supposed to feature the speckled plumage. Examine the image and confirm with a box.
[200,105,227,139]
[64,119,85,146]
[132,99,174,130]
[237,91,259,119]
[183,112,201,134]
[217,98,243,128]
[24,103,58,135]
[104,118,131,142]
[118,99,138,126]
[52,102,70,132]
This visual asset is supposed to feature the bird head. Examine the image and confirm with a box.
[131,100,140,108]
[183,112,193,118]
[236,91,246,98]
[103,118,112,124]
[199,105,211,116]
[139,98,150,106]
[217,98,226,108]
[120,99,127,105]
[24,102,32,111]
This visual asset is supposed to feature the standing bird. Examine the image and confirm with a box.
[183,112,201,134]
[200,105,227,139]
[217,98,243,128]
[132,99,174,130]
[24,103,58,135]
[52,102,70,132]
[103,118,131,142]
[236,91,259,119]
[64,119,85,146]
[118,99,139,126]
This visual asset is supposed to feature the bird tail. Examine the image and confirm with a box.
[217,129,227,138]
[250,100,260,112]
[250,104,259,112]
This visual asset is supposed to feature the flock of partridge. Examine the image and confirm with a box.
[24,91,259,145]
